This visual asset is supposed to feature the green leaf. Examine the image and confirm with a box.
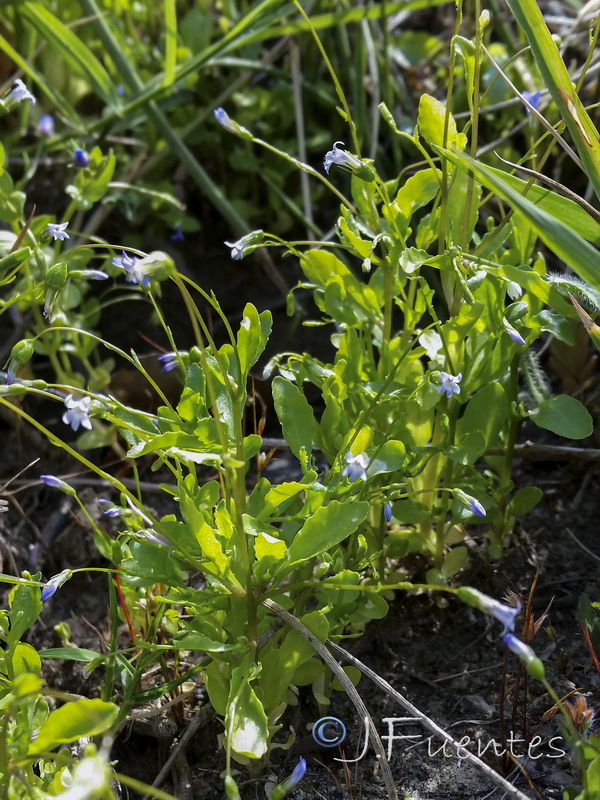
[299,249,380,322]
[391,499,430,523]
[7,584,42,658]
[11,643,41,678]
[507,486,543,517]
[453,36,476,111]
[0,172,25,224]
[446,430,486,465]
[120,542,186,586]
[530,394,593,439]
[39,648,103,663]
[29,698,118,754]
[237,304,272,383]
[226,666,269,759]
[66,148,116,210]
[272,377,318,463]
[367,440,406,475]
[418,94,467,150]
[441,546,468,578]
[288,500,369,564]
[448,165,481,245]
[459,383,510,449]
[171,633,239,653]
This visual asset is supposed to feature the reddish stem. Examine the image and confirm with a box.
[581,623,600,679]
[115,570,136,645]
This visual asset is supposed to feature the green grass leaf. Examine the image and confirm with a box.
[19,2,116,107]
[438,147,600,288]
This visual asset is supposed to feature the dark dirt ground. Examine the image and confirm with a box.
[0,242,598,800]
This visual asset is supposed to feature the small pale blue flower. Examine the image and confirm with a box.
[457,587,520,636]
[99,499,122,518]
[74,148,89,168]
[323,141,362,175]
[522,90,541,113]
[214,107,235,132]
[271,757,307,799]
[79,270,109,280]
[342,451,369,482]
[62,394,92,432]
[437,371,462,399]
[38,114,55,136]
[112,251,150,288]
[40,475,76,496]
[502,317,526,346]
[454,488,487,518]
[158,352,179,372]
[224,230,264,261]
[46,222,70,241]
[467,496,486,518]
[7,79,36,106]
[384,502,393,522]
[41,568,72,602]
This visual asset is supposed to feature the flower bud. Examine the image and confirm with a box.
[45,262,68,290]
[10,339,35,366]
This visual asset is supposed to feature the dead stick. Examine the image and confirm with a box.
[329,641,531,800]
[263,598,399,800]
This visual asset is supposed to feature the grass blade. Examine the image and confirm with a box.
[438,146,600,288]
[163,0,177,87]
[18,1,116,107]
[505,0,600,202]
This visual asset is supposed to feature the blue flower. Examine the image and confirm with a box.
[62,394,93,432]
[454,488,487,518]
[170,226,184,243]
[457,587,520,636]
[467,496,486,518]
[41,569,72,602]
[77,270,109,280]
[271,758,307,799]
[384,502,393,522]
[98,499,122,518]
[7,79,36,107]
[46,222,70,241]
[112,251,150,288]
[224,230,264,261]
[437,371,462,398]
[522,90,541,113]
[74,148,89,168]
[38,114,55,137]
[214,107,236,132]
[502,317,526,346]
[323,141,362,175]
[158,352,179,372]
[342,451,369,482]
[40,475,76,496]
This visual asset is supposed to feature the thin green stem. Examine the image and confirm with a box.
[291,0,360,155]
